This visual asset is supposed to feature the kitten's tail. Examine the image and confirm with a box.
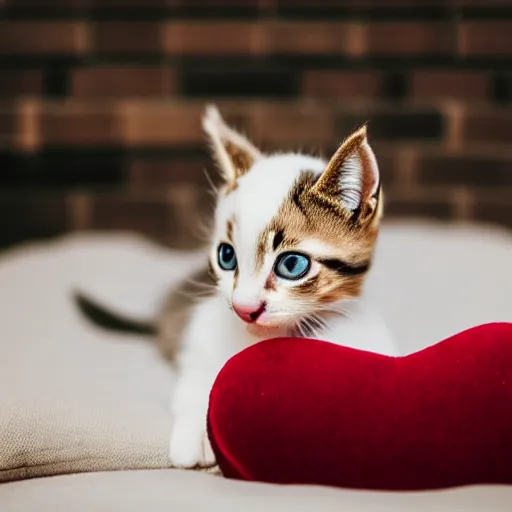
[73,291,157,336]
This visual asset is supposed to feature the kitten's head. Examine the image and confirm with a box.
[203,105,383,337]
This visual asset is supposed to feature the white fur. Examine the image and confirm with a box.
[168,147,398,468]
[169,295,250,467]
[338,140,379,211]
[169,291,398,468]
[214,153,326,275]
[339,153,363,211]
[202,105,262,183]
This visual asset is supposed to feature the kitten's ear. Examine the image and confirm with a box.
[202,105,262,185]
[310,124,380,220]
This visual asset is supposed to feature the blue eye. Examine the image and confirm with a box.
[274,252,311,280]
[217,243,237,271]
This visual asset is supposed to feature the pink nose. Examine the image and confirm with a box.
[233,301,266,323]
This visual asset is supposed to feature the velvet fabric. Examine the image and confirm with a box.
[207,323,512,490]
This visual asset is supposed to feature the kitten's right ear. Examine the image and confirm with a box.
[202,105,262,185]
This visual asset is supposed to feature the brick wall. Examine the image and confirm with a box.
[1,0,512,250]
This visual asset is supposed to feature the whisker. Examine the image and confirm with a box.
[189,231,211,245]
[315,305,360,322]
[203,169,219,195]
[311,313,328,332]
[181,287,217,298]
[322,311,356,322]
[190,217,214,244]
[296,319,309,338]
[173,290,213,302]
[184,285,217,295]
[184,277,217,289]
[223,296,234,311]
[197,216,213,234]
[308,314,326,337]
[291,321,301,338]
[301,317,313,338]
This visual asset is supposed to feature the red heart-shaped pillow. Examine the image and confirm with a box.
[207,323,512,490]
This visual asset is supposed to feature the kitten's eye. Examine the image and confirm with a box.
[217,243,237,271]
[274,252,311,280]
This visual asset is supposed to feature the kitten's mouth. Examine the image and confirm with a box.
[233,302,298,337]
[248,302,267,322]
[246,322,285,338]
[252,313,327,339]
[245,313,298,338]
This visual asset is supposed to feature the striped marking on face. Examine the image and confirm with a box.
[251,168,377,304]
[215,148,380,297]
[229,155,325,276]
[226,218,234,243]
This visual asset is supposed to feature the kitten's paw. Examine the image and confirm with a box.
[202,432,216,467]
[169,418,216,469]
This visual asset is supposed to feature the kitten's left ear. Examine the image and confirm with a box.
[202,105,262,185]
[310,125,380,221]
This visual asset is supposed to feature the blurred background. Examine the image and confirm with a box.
[0,0,511,251]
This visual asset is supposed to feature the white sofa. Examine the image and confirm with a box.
[0,220,511,511]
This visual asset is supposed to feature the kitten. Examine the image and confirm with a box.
[74,105,398,469]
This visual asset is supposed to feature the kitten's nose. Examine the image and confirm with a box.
[232,301,266,323]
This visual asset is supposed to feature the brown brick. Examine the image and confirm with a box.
[129,158,211,190]
[95,22,163,54]
[266,22,349,55]
[474,196,512,229]
[180,0,259,8]
[278,0,425,6]
[340,107,445,142]
[418,153,512,187]
[457,0,511,4]
[12,100,42,151]
[120,102,203,146]
[0,102,42,152]
[0,194,69,248]
[249,104,334,149]
[0,22,89,55]
[411,70,488,100]
[0,70,44,97]
[301,70,383,98]
[90,193,200,248]
[168,183,213,243]
[459,22,512,57]
[367,22,452,55]
[67,193,92,231]
[90,0,168,7]
[72,66,176,98]
[163,22,263,55]
[182,66,296,99]
[0,106,16,148]
[41,102,121,147]
[384,191,454,221]
[463,111,512,145]
[90,194,173,242]
[365,0,441,4]
[370,148,398,187]
[4,0,88,10]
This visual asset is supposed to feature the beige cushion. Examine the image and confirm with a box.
[0,233,208,481]
[2,469,512,512]
[368,220,512,353]
[0,221,511,507]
